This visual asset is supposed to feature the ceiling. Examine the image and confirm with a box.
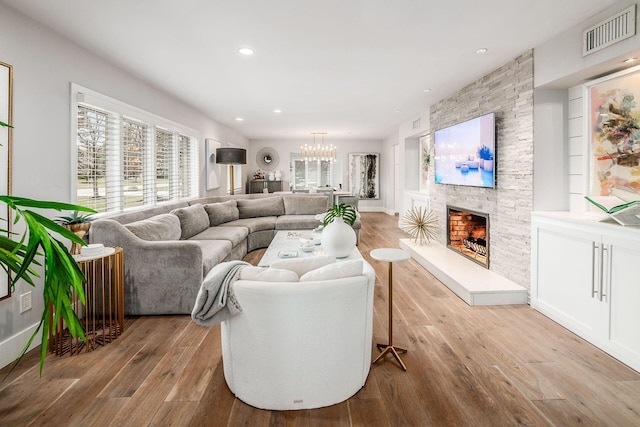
[1,0,621,140]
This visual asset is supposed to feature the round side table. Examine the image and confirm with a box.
[370,248,411,371]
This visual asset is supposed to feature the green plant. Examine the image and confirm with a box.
[322,203,357,226]
[1,121,95,376]
[55,210,94,225]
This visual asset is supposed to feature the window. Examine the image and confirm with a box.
[73,85,199,213]
[290,154,334,189]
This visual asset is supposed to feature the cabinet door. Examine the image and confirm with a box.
[534,226,607,339]
[606,235,640,371]
[266,181,282,193]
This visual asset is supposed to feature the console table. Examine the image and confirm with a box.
[249,179,282,194]
[49,247,125,356]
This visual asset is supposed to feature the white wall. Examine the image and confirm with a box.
[248,139,385,211]
[535,1,640,88]
[0,4,247,368]
[533,0,640,212]
[382,131,399,215]
[533,88,570,211]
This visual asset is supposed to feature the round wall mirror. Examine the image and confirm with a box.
[256,147,279,170]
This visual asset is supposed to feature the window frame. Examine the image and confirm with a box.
[71,83,199,214]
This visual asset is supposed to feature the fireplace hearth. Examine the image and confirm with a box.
[447,206,489,268]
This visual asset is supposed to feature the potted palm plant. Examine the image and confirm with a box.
[1,120,95,376]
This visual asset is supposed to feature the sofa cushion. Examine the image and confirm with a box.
[271,255,336,277]
[219,217,277,233]
[190,226,249,247]
[199,239,234,276]
[275,215,322,230]
[239,266,299,282]
[283,195,330,215]
[124,213,181,241]
[300,260,363,282]
[204,200,240,226]
[171,204,210,239]
[237,196,285,219]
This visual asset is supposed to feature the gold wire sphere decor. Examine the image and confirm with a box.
[401,206,439,245]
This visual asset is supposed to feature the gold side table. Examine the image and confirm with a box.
[49,247,125,356]
[370,248,411,371]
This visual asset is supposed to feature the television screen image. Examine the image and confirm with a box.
[434,113,495,188]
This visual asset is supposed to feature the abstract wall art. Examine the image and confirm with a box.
[348,152,379,199]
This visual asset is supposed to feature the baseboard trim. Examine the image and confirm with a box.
[0,322,42,369]
[357,207,386,213]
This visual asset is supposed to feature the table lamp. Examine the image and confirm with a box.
[216,147,246,195]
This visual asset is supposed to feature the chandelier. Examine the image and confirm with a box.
[301,132,337,162]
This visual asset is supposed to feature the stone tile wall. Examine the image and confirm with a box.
[429,50,534,289]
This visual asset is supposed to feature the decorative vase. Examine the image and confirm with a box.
[274,170,282,180]
[269,172,275,181]
[65,223,91,255]
[321,216,357,258]
[484,159,494,172]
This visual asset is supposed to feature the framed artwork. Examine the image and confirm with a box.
[0,61,12,301]
[587,65,640,196]
[205,138,221,190]
[348,152,379,199]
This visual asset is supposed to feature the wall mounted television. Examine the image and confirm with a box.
[434,112,496,188]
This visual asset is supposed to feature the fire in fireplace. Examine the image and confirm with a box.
[446,206,489,268]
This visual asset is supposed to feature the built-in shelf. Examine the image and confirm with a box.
[399,239,528,306]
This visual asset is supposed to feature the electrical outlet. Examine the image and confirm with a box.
[20,291,32,313]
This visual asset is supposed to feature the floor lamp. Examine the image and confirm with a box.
[216,147,247,195]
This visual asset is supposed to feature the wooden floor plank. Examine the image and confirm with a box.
[1,212,639,426]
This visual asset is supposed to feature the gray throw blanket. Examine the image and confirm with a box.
[191,260,250,326]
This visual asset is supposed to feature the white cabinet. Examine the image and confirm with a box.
[606,234,640,368]
[532,212,640,372]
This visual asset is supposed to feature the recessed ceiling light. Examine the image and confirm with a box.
[273,109,282,114]
[623,57,637,63]
[238,47,254,56]
[395,109,402,113]
[423,89,431,93]
[476,48,488,54]
[235,117,244,121]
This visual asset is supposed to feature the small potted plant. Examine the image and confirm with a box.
[322,203,357,227]
[321,204,358,258]
[56,211,94,254]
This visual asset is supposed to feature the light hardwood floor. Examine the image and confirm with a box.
[1,212,640,426]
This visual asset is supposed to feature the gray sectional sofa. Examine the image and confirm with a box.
[89,193,361,316]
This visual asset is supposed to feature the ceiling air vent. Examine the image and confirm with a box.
[583,5,636,56]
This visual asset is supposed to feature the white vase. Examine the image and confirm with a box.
[268,172,275,181]
[274,170,282,180]
[484,159,494,172]
[321,216,357,258]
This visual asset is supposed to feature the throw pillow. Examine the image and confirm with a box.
[204,200,240,226]
[271,255,336,277]
[283,195,330,215]
[237,196,285,219]
[171,204,210,239]
[238,266,299,282]
[299,259,363,282]
[125,213,181,241]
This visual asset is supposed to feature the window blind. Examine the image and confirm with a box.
[73,85,199,213]
[76,105,108,211]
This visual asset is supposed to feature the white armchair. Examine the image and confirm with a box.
[220,260,375,410]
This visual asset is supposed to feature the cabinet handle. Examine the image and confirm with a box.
[600,246,608,302]
[592,242,598,298]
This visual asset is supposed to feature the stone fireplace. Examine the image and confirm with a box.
[447,206,489,268]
